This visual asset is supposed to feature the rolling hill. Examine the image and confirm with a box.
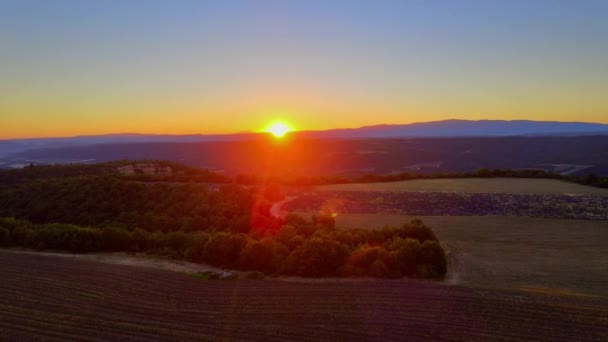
[2,119,608,158]
[4,136,608,176]
[3,120,608,175]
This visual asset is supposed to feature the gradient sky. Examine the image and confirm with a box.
[1,0,607,139]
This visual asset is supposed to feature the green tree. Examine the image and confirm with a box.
[284,238,349,277]
[238,239,288,273]
[0,227,10,246]
[390,237,422,277]
[419,240,447,278]
[202,232,248,267]
[184,232,211,262]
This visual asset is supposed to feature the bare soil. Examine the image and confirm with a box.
[1,251,606,341]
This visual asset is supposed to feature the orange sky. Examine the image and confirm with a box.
[1,1,607,139]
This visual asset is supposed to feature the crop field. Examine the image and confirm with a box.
[314,178,608,195]
[1,251,607,341]
[295,213,608,298]
[287,191,608,219]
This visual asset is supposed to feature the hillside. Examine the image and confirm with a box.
[6,136,608,176]
[0,164,449,280]
[3,119,608,161]
[0,160,230,186]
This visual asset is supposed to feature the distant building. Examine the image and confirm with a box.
[117,163,173,176]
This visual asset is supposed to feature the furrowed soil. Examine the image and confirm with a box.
[0,251,607,341]
[314,178,608,195]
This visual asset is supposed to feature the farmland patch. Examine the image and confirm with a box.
[0,251,606,341]
[296,213,608,297]
[314,178,608,195]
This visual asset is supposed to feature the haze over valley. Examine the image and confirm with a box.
[3,120,608,177]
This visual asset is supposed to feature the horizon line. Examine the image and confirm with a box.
[3,118,608,141]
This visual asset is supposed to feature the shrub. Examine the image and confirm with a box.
[368,259,390,278]
[11,226,33,247]
[419,240,447,278]
[164,231,189,258]
[131,228,152,252]
[398,220,438,242]
[283,238,349,277]
[238,239,288,273]
[68,228,103,253]
[275,225,302,251]
[184,232,211,262]
[345,245,394,277]
[390,237,422,277]
[102,227,132,251]
[346,245,381,276]
[312,213,336,230]
[202,232,248,268]
[0,227,10,246]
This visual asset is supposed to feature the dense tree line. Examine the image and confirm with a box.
[274,168,555,185]
[0,164,447,278]
[572,173,608,188]
[2,162,605,189]
[0,160,231,187]
[0,216,447,279]
[0,176,270,233]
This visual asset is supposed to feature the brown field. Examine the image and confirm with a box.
[297,213,608,298]
[1,251,607,341]
[314,178,608,195]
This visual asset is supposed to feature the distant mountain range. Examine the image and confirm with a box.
[300,120,608,139]
[0,133,258,158]
[2,120,608,158]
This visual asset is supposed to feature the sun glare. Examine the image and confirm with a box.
[267,122,292,138]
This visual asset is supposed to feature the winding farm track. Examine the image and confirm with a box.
[0,251,607,341]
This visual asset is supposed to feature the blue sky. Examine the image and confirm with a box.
[1,0,607,138]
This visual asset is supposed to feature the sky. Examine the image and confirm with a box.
[1,0,607,139]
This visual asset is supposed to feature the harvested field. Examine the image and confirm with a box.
[314,178,608,195]
[287,191,608,219]
[0,251,607,341]
[296,213,608,298]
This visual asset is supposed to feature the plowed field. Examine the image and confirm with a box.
[0,251,606,341]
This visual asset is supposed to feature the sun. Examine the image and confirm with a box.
[266,122,292,138]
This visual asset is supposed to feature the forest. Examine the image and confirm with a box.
[0,216,446,279]
[1,160,606,188]
[255,168,608,188]
[0,160,231,187]
[0,162,447,279]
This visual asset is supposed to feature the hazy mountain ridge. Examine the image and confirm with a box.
[0,133,260,158]
[5,120,608,146]
[5,136,608,176]
[2,120,608,168]
[299,120,608,138]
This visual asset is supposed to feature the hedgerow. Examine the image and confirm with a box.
[0,215,447,279]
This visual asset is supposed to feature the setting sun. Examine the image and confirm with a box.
[266,122,292,138]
